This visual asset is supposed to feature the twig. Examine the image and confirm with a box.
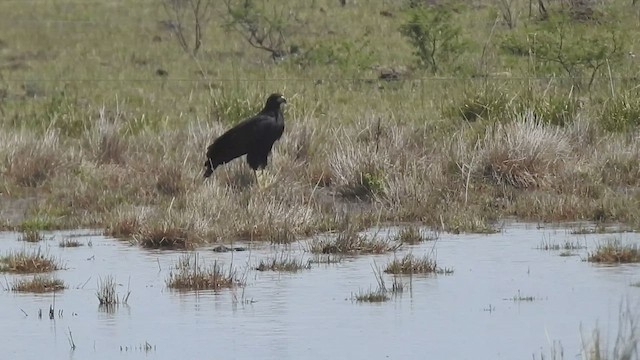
[67,327,76,350]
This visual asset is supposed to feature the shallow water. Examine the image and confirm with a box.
[1,223,639,360]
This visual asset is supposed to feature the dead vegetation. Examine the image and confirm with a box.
[20,229,43,242]
[588,240,640,263]
[394,226,435,244]
[166,254,241,290]
[59,238,83,247]
[0,248,61,273]
[10,275,65,292]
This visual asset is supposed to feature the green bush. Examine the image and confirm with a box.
[598,94,640,132]
[400,4,465,74]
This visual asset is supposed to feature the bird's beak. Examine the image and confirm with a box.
[281,97,287,104]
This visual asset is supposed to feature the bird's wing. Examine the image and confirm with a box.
[206,114,269,167]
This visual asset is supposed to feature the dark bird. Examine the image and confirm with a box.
[204,93,287,184]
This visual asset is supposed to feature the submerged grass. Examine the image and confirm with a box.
[0,248,61,273]
[537,238,586,251]
[10,275,65,293]
[166,254,241,290]
[588,240,640,263]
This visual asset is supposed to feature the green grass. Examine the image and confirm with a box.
[1,0,640,241]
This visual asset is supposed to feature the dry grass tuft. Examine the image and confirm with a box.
[256,254,311,272]
[384,253,452,275]
[353,289,389,302]
[166,254,241,290]
[134,225,193,249]
[310,227,399,255]
[155,164,186,197]
[11,275,65,292]
[476,115,572,189]
[4,130,65,187]
[0,248,61,273]
[588,240,640,263]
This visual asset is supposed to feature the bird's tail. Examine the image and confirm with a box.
[203,160,214,178]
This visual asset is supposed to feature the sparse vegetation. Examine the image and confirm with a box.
[507,290,537,302]
[353,264,391,303]
[10,275,65,292]
[0,248,61,273]
[588,240,640,263]
[538,238,585,251]
[166,254,241,290]
[96,275,130,306]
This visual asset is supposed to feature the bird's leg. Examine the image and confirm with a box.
[253,170,261,188]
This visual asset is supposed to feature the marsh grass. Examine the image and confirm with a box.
[10,275,65,292]
[166,254,241,290]
[20,229,43,242]
[588,240,640,263]
[384,253,450,275]
[59,238,83,248]
[256,254,311,272]
[96,275,130,306]
[0,248,61,273]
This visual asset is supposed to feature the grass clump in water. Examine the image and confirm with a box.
[393,226,436,244]
[166,254,241,290]
[134,226,193,249]
[20,229,43,242]
[10,275,65,292]
[384,254,446,275]
[96,275,130,306]
[59,238,83,247]
[309,227,399,255]
[0,248,61,273]
[588,240,640,263]
[256,254,311,272]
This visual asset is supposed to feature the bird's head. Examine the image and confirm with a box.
[265,93,287,110]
